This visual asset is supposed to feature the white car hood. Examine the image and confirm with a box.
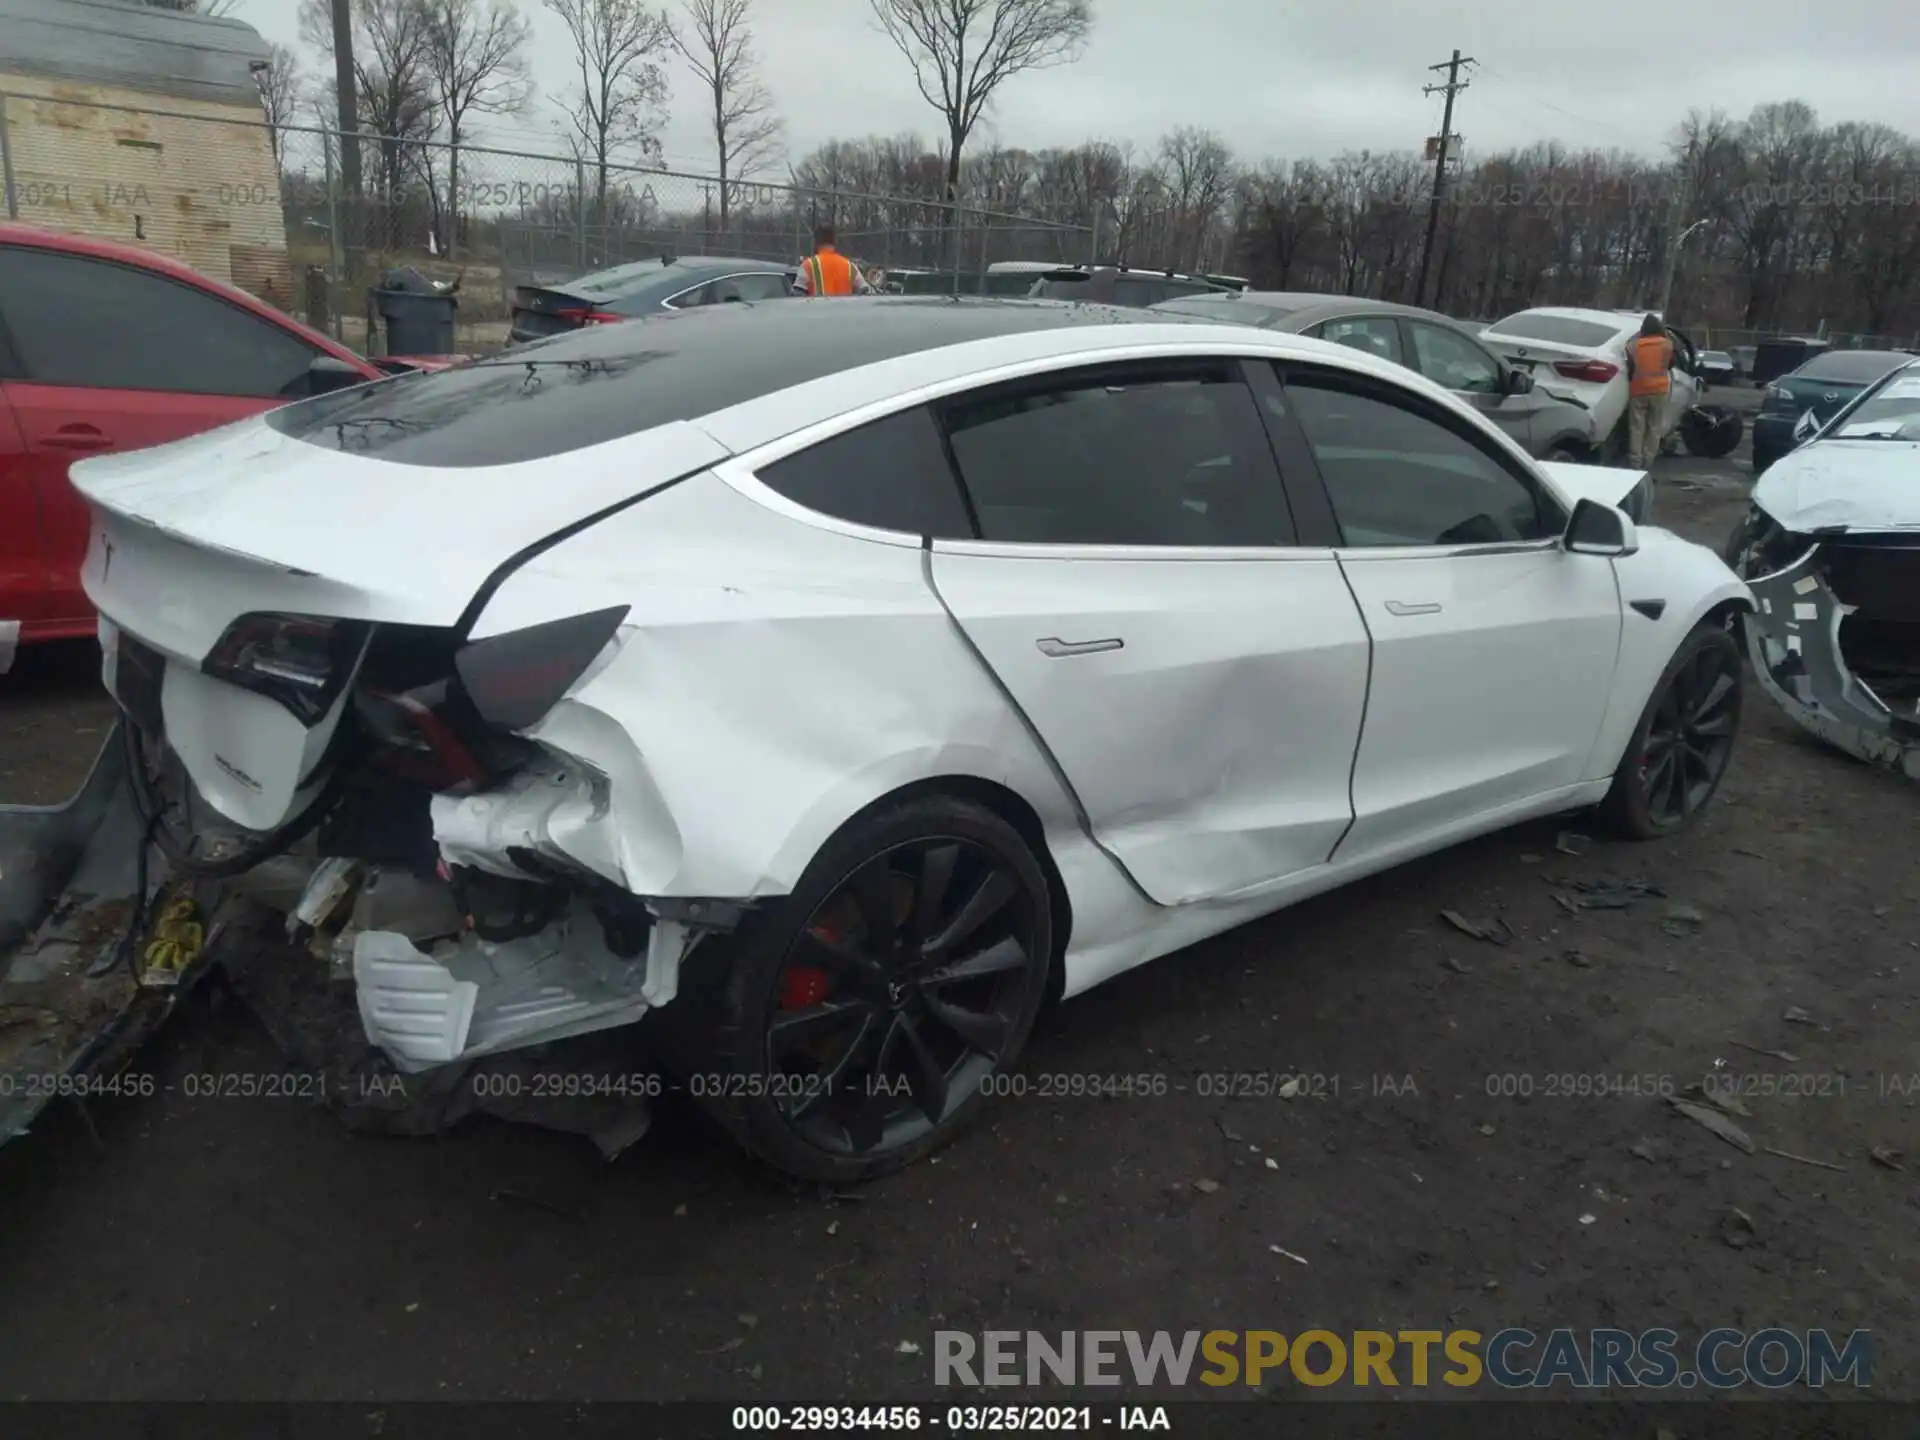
[70,411,733,629]
[1750,440,1920,533]
[1538,460,1643,512]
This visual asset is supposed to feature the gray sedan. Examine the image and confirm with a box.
[1149,291,1599,461]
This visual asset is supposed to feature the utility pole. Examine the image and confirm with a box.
[1415,49,1472,309]
[329,0,364,281]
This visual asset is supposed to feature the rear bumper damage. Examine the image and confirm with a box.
[1743,538,1920,778]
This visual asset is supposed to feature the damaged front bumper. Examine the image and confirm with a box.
[1742,540,1920,778]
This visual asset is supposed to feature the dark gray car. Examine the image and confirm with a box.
[1149,291,1599,461]
[508,254,798,345]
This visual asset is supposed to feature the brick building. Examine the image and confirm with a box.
[0,0,292,303]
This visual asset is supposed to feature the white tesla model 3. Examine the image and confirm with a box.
[71,298,1752,1180]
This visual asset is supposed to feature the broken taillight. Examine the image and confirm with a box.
[203,612,371,725]
[555,307,625,326]
[454,606,630,732]
[1553,359,1621,383]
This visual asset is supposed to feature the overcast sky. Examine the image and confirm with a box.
[238,0,1920,175]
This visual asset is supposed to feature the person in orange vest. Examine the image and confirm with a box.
[1624,313,1676,469]
[794,224,873,297]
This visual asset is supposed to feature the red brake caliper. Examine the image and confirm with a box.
[780,922,835,1010]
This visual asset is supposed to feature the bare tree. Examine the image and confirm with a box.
[668,0,782,236]
[423,0,533,253]
[868,0,1091,205]
[545,0,674,222]
[254,41,305,172]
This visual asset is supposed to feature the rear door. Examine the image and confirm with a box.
[927,357,1372,906]
[0,243,329,633]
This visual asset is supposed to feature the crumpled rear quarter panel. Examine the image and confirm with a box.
[458,472,1086,901]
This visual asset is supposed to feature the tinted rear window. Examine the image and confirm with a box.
[1484,313,1624,348]
[262,298,1150,466]
[1796,350,1910,383]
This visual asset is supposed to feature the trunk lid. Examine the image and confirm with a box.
[509,284,608,343]
[70,409,731,660]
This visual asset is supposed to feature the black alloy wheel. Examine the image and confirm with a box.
[1598,622,1744,839]
[676,795,1054,1182]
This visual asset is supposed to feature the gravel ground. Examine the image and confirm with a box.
[2,400,1916,1403]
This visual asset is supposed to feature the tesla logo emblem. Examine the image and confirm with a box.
[99,534,114,581]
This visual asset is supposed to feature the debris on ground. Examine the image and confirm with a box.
[1440,910,1513,945]
[1764,1146,1846,1172]
[1578,1213,1597,1225]
[1782,1005,1817,1025]
[1193,1178,1221,1194]
[1689,1082,1750,1118]
[1870,1146,1905,1172]
[1548,878,1666,912]
[1554,831,1593,857]
[896,1341,921,1355]
[1721,1207,1760,1249]
[1561,948,1594,969]
[1670,1097,1756,1154]
[1268,1244,1308,1266]
[1661,904,1706,937]
[1476,1123,1496,1136]
[1276,1077,1301,1099]
[1630,1138,1664,1163]
[1729,1039,1797,1062]
[1214,1118,1243,1142]
[1441,955,1471,975]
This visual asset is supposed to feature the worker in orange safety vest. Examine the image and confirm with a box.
[1624,313,1675,469]
[794,224,873,297]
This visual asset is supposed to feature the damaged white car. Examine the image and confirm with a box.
[1726,357,1920,777]
[72,298,1753,1180]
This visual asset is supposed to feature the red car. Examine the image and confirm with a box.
[0,223,453,672]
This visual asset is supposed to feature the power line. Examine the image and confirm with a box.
[1415,48,1472,307]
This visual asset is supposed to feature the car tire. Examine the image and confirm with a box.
[1545,444,1587,464]
[664,794,1055,1183]
[1596,621,1744,841]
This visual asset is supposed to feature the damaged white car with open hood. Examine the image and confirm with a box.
[1726,357,1920,778]
[66,298,1754,1180]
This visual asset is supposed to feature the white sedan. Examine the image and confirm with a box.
[71,298,1753,1180]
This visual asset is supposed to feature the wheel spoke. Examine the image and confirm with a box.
[1689,711,1736,739]
[921,936,1029,987]
[768,998,870,1051]
[895,1013,950,1123]
[787,1010,878,1123]
[924,869,1017,961]
[846,858,902,963]
[908,843,960,954]
[921,991,1010,1060]
[801,929,887,987]
[1659,745,1689,818]
[1643,747,1678,808]
[1689,668,1735,725]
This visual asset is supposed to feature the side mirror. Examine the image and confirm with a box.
[1565,497,1639,557]
[1505,367,1535,395]
[307,353,368,395]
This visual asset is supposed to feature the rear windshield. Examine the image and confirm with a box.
[1795,350,1910,384]
[1484,313,1624,348]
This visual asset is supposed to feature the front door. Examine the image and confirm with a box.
[928,358,1372,906]
[1279,367,1624,858]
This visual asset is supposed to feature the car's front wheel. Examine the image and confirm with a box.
[1597,621,1744,839]
[678,794,1054,1183]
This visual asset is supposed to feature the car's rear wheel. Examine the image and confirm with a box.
[678,795,1053,1183]
[1545,443,1587,464]
[1597,622,1743,839]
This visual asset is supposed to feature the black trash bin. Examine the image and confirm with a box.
[372,266,458,355]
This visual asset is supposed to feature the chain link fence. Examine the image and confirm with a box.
[1690,326,1920,354]
[1,92,1097,357]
